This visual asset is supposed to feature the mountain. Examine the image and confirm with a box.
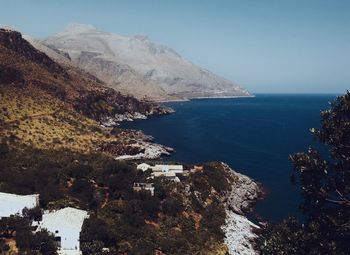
[0,28,170,155]
[38,23,250,101]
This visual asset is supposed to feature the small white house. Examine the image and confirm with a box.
[136,163,152,172]
[36,207,89,255]
[0,192,39,218]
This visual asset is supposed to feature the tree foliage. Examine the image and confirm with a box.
[0,214,57,254]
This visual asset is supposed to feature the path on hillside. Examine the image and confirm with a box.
[4,110,57,124]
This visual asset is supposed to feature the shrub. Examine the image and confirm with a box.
[163,196,184,217]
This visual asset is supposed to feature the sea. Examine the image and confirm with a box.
[121,94,338,222]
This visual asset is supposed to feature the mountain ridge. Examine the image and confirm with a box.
[36,23,251,101]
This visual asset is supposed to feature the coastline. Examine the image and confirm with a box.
[189,95,256,100]
[157,94,256,103]
[223,210,259,255]
[119,94,335,224]
[219,163,264,255]
[114,100,264,255]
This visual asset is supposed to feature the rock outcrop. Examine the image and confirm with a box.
[221,163,264,215]
[223,210,259,255]
[100,130,173,160]
[73,88,174,124]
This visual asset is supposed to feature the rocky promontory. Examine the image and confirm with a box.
[218,163,264,255]
[173,161,264,255]
[99,130,173,160]
[220,163,264,215]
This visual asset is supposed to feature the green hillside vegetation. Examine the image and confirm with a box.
[0,142,231,254]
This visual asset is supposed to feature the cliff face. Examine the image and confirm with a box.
[35,23,251,101]
[220,163,263,215]
[218,163,263,255]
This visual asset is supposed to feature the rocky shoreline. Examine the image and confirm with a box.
[114,141,173,160]
[100,107,175,128]
[219,163,264,255]
[223,210,259,255]
[97,104,175,159]
[99,130,174,160]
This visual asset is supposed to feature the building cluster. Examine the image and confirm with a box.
[0,192,88,255]
[137,163,184,181]
[133,163,185,196]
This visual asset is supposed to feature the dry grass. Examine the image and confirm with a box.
[0,39,137,154]
[207,243,229,255]
[0,86,118,153]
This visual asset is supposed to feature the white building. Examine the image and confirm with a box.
[133,183,155,196]
[136,163,152,172]
[36,207,89,255]
[137,163,183,182]
[152,164,184,174]
[151,171,181,182]
[0,192,39,218]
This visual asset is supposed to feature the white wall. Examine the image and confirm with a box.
[0,192,39,218]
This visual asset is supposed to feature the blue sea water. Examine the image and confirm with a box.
[122,94,337,222]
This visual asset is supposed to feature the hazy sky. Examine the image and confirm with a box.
[1,0,349,93]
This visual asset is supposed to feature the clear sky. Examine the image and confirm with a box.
[1,0,349,93]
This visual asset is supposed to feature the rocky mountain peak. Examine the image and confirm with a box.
[0,28,67,77]
[62,23,97,34]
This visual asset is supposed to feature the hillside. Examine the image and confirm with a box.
[37,23,251,101]
[0,28,171,155]
[0,144,261,254]
[0,28,261,255]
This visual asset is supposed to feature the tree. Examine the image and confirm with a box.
[69,164,93,179]
[71,178,94,202]
[0,215,26,238]
[22,206,43,222]
[258,92,350,254]
[30,229,57,254]
[80,216,115,253]
[163,195,184,217]
[0,141,9,158]
[0,215,57,254]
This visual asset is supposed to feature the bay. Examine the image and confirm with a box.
[122,94,337,222]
